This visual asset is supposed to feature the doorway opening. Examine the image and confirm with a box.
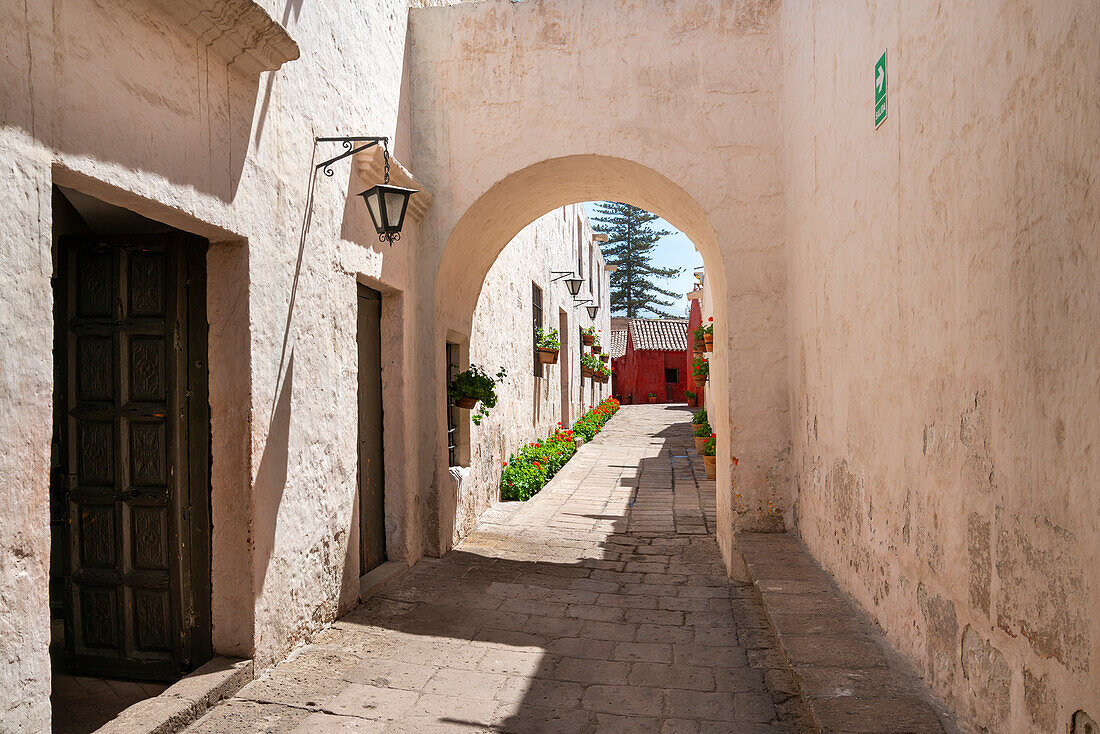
[356,285,387,577]
[50,185,212,733]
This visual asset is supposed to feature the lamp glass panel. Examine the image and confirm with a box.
[384,191,408,228]
[364,190,383,232]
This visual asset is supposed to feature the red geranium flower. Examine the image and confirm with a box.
[708,317,713,322]
[710,433,717,438]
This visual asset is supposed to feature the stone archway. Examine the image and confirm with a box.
[428,154,776,573]
[406,0,792,573]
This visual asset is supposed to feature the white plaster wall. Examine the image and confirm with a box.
[780,2,1100,731]
[0,0,438,726]
[460,204,610,542]
[409,0,790,568]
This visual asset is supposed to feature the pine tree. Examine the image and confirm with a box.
[591,202,683,318]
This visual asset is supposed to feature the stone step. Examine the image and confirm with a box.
[736,533,962,734]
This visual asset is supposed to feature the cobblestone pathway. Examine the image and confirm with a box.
[187,405,809,733]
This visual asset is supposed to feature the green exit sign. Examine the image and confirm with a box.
[875,50,888,128]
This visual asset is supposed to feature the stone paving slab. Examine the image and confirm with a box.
[185,406,809,733]
[737,533,961,734]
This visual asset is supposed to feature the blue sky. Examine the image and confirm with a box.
[582,201,703,318]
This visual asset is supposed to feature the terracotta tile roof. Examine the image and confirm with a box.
[609,330,628,359]
[628,318,689,352]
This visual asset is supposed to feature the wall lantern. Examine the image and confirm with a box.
[314,136,417,245]
[358,184,417,244]
[551,270,585,296]
[586,305,599,319]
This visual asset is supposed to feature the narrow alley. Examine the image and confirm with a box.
[184,406,809,733]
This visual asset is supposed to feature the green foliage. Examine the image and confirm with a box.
[501,398,621,501]
[581,352,602,372]
[448,364,507,426]
[500,426,576,501]
[692,355,709,380]
[591,201,683,318]
[684,390,696,400]
[703,434,717,456]
[692,421,711,437]
[571,397,621,442]
[580,325,597,337]
[535,326,560,350]
[692,408,708,425]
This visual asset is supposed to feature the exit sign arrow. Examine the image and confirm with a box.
[875,50,888,128]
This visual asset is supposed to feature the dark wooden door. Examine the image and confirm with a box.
[56,234,210,681]
[357,285,386,575]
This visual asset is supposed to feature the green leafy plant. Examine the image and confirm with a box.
[571,397,621,442]
[703,433,716,456]
[692,355,709,381]
[535,327,560,350]
[692,408,708,425]
[501,398,622,501]
[684,390,696,400]
[581,325,597,337]
[581,352,602,372]
[648,392,657,398]
[500,425,576,501]
[692,421,711,437]
[448,364,507,425]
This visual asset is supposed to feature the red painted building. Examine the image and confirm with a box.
[609,317,690,404]
[684,295,706,405]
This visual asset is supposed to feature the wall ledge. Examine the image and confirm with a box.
[150,0,300,74]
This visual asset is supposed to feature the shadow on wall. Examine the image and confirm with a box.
[19,1,259,202]
[254,352,294,605]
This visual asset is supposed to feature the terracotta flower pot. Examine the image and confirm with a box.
[581,366,592,378]
[582,334,594,346]
[647,395,657,404]
[703,455,716,479]
[538,348,559,364]
[693,435,707,452]
[703,333,714,352]
[454,396,477,409]
[599,354,609,363]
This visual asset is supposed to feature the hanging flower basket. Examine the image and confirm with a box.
[538,348,559,364]
[694,435,707,452]
[703,455,717,478]
[703,334,714,352]
[454,396,478,410]
[599,353,609,363]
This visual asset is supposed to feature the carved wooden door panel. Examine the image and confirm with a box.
[357,285,387,576]
[57,234,210,681]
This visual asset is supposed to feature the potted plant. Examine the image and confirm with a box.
[448,364,507,425]
[581,351,601,378]
[580,325,596,346]
[702,318,714,352]
[692,420,710,451]
[647,392,658,404]
[684,389,697,408]
[702,434,717,478]
[591,336,602,353]
[599,352,609,363]
[536,326,560,364]
[693,324,707,354]
[692,355,709,384]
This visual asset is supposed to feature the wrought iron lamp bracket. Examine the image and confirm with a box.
[571,299,593,308]
[550,271,577,282]
[315,136,390,180]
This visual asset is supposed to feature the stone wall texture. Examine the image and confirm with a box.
[780,2,1100,731]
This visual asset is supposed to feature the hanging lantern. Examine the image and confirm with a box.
[359,183,417,245]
